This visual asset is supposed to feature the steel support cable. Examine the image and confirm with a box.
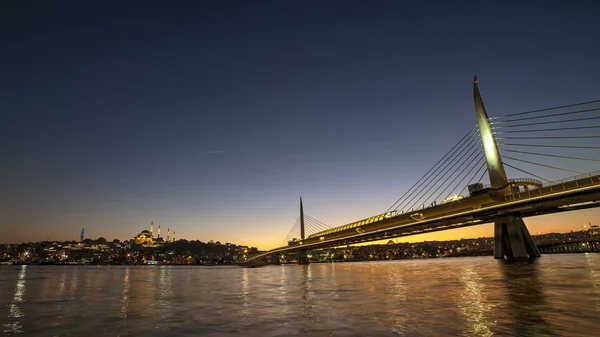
[284,227,299,243]
[304,215,329,230]
[304,215,331,229]
[310,219,331,230]
[303,222,320,236]
[438,152,486,202]
[434,150,485,204]
[304,218,327,232]
[406,135,482,211]
[501,155,585,175]
[477,167,488,183]
[394,129,481,211]
[428,148,482,202]
[501,149,600,162]
[494,125,600,133]
[305,218,331,233]
[283,219,299,242]
[304,218,330,232]
[499,135,600,140]
[397,133,480,212]
[283,218,301,245]
[503,161,550,182]
[492,107,600,123]
[301,219,316,231]
[404,134,482,211]
[493,116,600,129]
[385,125,479,213]
[500,143,600,150]
[459,160,487,194]
[492,99,600,118]
[458,163,488,196]
[304,222,328,234]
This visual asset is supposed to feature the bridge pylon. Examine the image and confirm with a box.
[474,77,540,260]
[298,197,309,264]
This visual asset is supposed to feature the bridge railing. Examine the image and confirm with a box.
[504,170,600,201]
[507,177,543,186]
[540,170,600,188]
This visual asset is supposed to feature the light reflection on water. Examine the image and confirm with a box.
[3,265,26,334]
[458,264,493,337]
[120,267,130,319]
[114,268,130,337]
[386,266,407,335]
[1,255,600,336]
[240,267,250,319]
[156,266,173,330]
[278,264,289,316]
[585,253,600,311]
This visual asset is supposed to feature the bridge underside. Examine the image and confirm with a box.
[297,250,309,265]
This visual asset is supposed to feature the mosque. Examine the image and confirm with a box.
[134,222,176,245]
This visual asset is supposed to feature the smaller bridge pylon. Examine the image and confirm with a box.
[298,197,309,265]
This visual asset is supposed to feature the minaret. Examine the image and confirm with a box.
[150,222,154,238]
[173,230,176,242]
[158,224,161,239]
[80,228,85,242]
[167,228,170,242]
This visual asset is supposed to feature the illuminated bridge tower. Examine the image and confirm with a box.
[474,76,540,260]
[297,197,309,265]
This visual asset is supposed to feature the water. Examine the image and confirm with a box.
[1,254,600,337]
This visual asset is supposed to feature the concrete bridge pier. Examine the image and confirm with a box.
[494,215,541,260]
[271,254,281,265]
[297,250,309,265]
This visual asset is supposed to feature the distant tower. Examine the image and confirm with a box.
[167,228,170,242]
[80,228,85,242]
[300,197,305,240]
[173,230,176,242]
[150,222,153,238]
[297,197,309,265]
[158,224,161,239]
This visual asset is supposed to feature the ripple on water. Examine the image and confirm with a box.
[1,256,600,336]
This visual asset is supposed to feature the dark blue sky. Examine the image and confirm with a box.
[2,1,600,247]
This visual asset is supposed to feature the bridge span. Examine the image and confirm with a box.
[249,172,600,261]
[246,77,600,263]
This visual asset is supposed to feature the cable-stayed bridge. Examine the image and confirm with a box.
[246,78,600,263]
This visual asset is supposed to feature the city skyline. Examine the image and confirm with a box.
[2,1,600,249]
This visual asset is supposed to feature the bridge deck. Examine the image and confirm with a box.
[248,173,600,261]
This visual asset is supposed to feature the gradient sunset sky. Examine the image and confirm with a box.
[2,1,600,249]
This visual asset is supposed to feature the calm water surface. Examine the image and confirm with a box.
[2,254,600,336]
